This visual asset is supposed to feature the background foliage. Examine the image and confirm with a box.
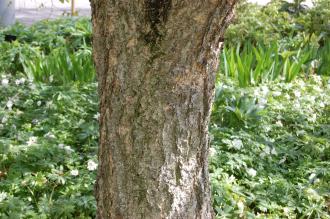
[0,18,94,84]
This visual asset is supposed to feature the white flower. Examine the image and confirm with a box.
[209,148,217,157]
[264,146,271,155]
[310,60,318,69]
[27,136,37,146]
[29,84,36,90]
[6,100,13,109]
[15,78,25,85]
[87,160,98,171]
[46,101,53,108]
[279,156,286,164]
[58,144,74,153]
[237,201,244,215]
[303,95,315,103]
[319,102,325,108]
[1,79,9,87]
[305,188,321,201]
[271,147,277,155]
[258,98,267,105]
[222,84,229,89]
[283,83,293,90]
[272,91,282,97]
[275,120,283,127]
[64,145,74,153]
[283,207,290,215]
[311,75,322,84]
[297,80,305,88]
[308,173,316,181]
[293,101,300,109]
[261,85,269,93]
[58,143,65,149]
[1,117,8,124]
[307,114,317,123]
[70,169,79,176]
[313,86,322,93]
[0,192,7,202]
[279,76,286,81]
[296,130,305,136]
[253,89,260,97]
[49,75,54,83]
[232,139,243,150]
[246,168,257,177]
[93,112,100,120]
[228,175,236,183]
[293,90,301,98]
[19,78,26,84]
[259,86,269,97]
[37,101,42,107]
[275,103,285,110]
[260,152,266,158]
[264,125,271,132]
[44,132,56,139]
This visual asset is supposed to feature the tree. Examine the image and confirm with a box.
[91,1,237,218]
[0,0,15,27]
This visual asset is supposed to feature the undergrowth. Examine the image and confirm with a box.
[0,73,329,218]
[210,76,330,218]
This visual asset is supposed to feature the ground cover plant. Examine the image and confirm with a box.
[225,0,330,47]
[0,18,94,84]
[0,73,329,218]
[221,0,330,86]
[0,74,98,218]
[210,76,330,218]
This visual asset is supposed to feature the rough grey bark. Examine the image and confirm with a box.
[91,1,236,218]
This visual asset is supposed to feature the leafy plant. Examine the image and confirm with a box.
[210,76,330,218]
[317,39,330,75]
[23,46,95,84]
[0,74,98,218]
[0,18,94,83]
[221,42,315,87]
[212,82,266,127]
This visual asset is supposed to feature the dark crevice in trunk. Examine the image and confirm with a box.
[144,0,172,46]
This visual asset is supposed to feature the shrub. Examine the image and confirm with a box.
[0,18,94,83]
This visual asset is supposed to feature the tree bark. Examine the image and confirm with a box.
[91,1,236,218]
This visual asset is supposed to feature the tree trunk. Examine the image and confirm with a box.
[0,0,15,27]
[91,1,236,218]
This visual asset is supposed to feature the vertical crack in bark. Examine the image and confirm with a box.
[144,0,172,44]
[145,0,172,24]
